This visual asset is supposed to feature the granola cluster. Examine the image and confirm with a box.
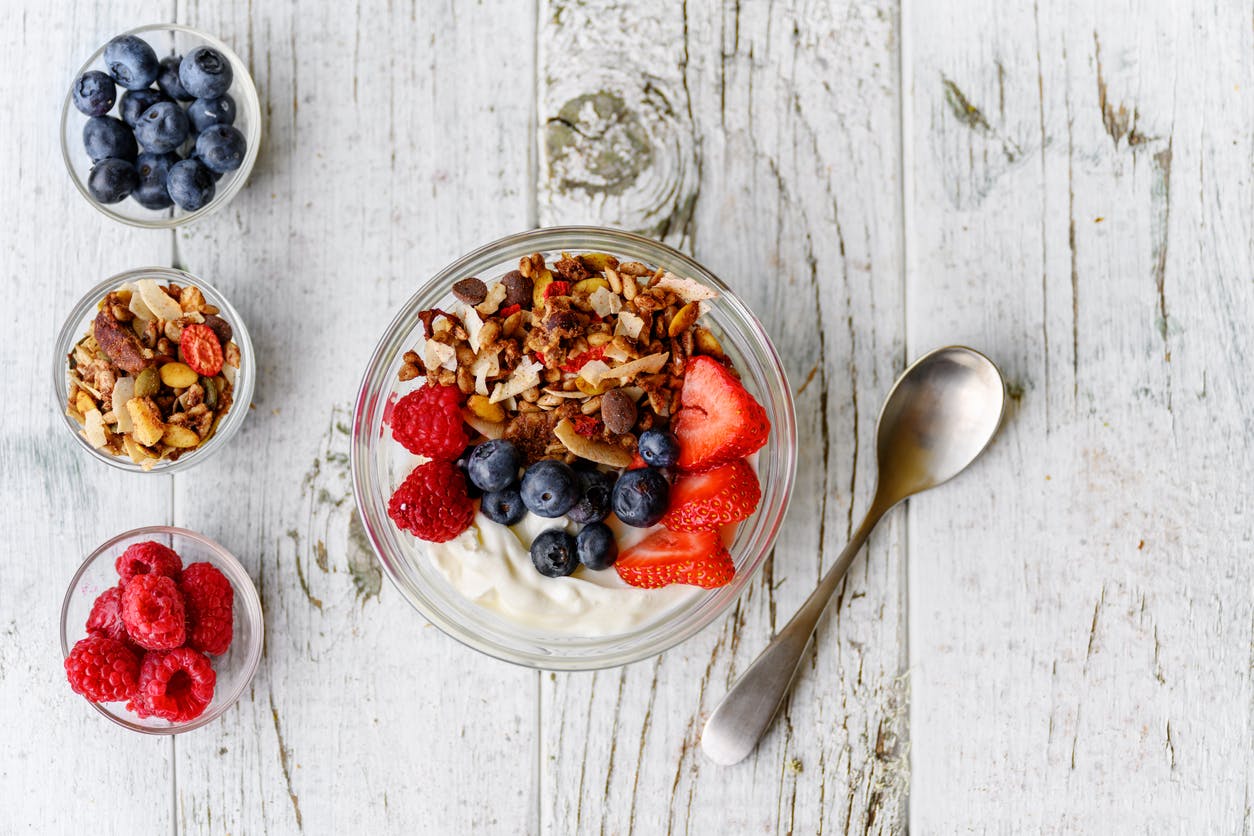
[66,279,240,469]
[398,251,728,467]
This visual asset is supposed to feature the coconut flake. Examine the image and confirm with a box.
[462,305,485,352]
[425,339,457,372]
[656,273,718,304]
[475,282,507,316]
[588,286,622,318]
[471,348,501,396]
[84,409,108,448]
[614,311,645,340]
[578,359,613,385]
[112,378,135,432]
[489,358,542,403]
[602,341,631,363]
[603,352,668,381]
[135,279,183,322]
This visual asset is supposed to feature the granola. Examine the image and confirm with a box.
[66,279,240,469]
[398,251,728,467]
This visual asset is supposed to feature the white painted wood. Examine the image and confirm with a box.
[905,0,1254,832]
[3,0,1251,833]
[538,0,909,832]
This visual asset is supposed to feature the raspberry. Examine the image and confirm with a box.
[115,540,183,585]
[85,585,132,646]
[180,562,234,655]
[121,574,187,650]
[127,648,216,722]
[65,634,140,702]
[390,384,468,459]
[387,459,475,542]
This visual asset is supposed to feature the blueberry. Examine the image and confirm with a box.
[481,488,526,526]
[132,152,178,209]
[186,94,236,132]
[165,159,216,210]
[179,46,233,99]
[119,88,170,127]
[467,440,521,493]
[82,116,136,162]
[134,101,189,154]
[520,460,579,518]
[72,71,116,116]
[194,125,246,173]
[530,529,579,578]
[611,468,670,527]
[567,470,616,525]
[453,445,483,498]
[638,429,680,468]
[104,35,159,90]
[157,55,193,100]
[87,159,138,204]
[576,523,618,570]
[189,154,224,182]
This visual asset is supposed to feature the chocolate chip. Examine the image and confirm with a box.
[452,277,488,305]
[601,388,637,435]
[501,270,533,308]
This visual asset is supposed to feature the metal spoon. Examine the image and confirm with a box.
[701,345,1006,765]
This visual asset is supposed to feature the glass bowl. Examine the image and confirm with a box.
[60,24,261,228]
[351,227,798,670]
[52,266,256,473]
[59,526,264,734]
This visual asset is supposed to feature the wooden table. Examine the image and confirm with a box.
[5,1,1251,832]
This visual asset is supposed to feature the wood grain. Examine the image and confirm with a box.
[906,0,1254,831]
[538,0,909,832]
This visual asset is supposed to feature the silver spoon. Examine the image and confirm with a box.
[701,345,1006,766]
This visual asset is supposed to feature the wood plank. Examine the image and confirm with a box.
[537,0,909,831]
[905,0,1254,830]
[170,2,539,832]
[0,3,177,833]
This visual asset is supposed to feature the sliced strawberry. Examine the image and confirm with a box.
[616,529,735,589]
[672,356,770,470]
[662,459,760,531]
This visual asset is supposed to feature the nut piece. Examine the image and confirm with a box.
[501,270,533,308]
[92,309,154,375]
[162,425,201,448]
[202,314,233,346]
[467,394,506,423]
[695,327,726,360]
[600,388,638,434]
[126,397,166,446]
[452,277,488,305]
[553,418,633,468]
[159,362,199,389]
[668,302,699,337]
[134,367,161,398]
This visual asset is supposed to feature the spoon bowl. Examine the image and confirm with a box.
[875,346,1006,504]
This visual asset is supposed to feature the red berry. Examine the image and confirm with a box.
[121,574,187,651]
[85,585,132,645]
[627,452,648,470]
[663,459,761,531]
[65,634,140,702]
[390,384,468,459]
[387,459,475,542]
[179,322,224,376]
[499,303,521,317]
[672,356,770,471]
[115,540,183,585]
[127,648,216,722]
[180,562,234,655]
[616,528,735,589]
[544,280,571,299]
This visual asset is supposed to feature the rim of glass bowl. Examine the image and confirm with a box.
[60,24,262,229]
[59,525,264,734]
[52,266,256,474]
[351,226,798,671]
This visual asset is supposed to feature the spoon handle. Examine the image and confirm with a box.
[701,503,886,765]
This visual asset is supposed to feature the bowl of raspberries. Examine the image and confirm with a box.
[60,25,261,228]
[59,526,263,733]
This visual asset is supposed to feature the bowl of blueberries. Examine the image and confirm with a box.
[60,25,261,228]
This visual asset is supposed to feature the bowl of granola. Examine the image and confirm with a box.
[53,267,254,472]
[352,227,796,670]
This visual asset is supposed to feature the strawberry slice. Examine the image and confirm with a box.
[672,356,770,470]
[616,529,735,589]
[662,459,760,531]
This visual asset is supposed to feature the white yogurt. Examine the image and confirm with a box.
[425,512,699,637]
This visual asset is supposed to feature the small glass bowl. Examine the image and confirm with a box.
[59,526,264,734]
[60,24,262,228]
[52,266,256,473]
[351,227,798,670]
